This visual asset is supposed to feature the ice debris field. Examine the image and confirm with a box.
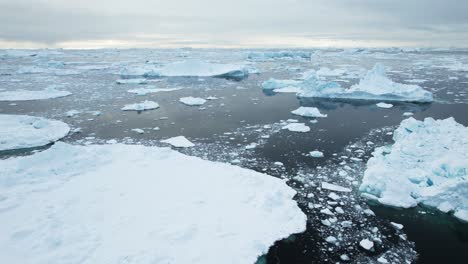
[0,48,467,263]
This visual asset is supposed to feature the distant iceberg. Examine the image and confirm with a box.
[120,60,249,79]
[0,87,71,101]
[360,117,468,222]
[0,114,70,151]
[247,51,312,61]
[298,64,433,103]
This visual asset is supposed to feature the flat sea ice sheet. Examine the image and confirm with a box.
[0,87,71,101]
[360,117,468,222]
[0,114,70,151]
[0,143,306,264]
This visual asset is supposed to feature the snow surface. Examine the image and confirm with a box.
[160,136,195,148]
[121,101,159,111]
[0,87,71,101]
[179,96,207,106]
[291,107,327,118]
[0,114,70,151]
[360,117,468,222]
[0,143,306,264]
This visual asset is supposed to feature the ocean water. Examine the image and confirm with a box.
[0,48,467,263]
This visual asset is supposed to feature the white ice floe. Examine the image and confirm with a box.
[65,110,81,117]
[122,60,249,78]
[121,101,159,111]
[360,117,468,222]
[291,107,327,118]
[161,136,195,148]
[116,78,147,85]
[0,143,306,264]
[131,128,144,134]
[0,114,70,151]
[282,123,310,132]
[297,64,433,103]
[309,150,324,158]
[322,182,352,193]
[262,79,301,90]
[127,87,181,95]
[376,102,393,108]
[0,87,71,101]
[179,96,206,106]
[359,239,374,250]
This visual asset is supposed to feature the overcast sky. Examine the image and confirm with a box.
[1,0,467,48]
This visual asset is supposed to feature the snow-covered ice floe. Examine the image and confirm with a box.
[160,136,195,148]
[264,64,433,103]
[179,96,206,106]
[127,87,181,95]
[0,143,306,264]
[291,107,327,118]
[116,78,147,85]
[282,123,310,132]
[360,117,468,222]
[0,114,70,151]
[121,60,249,79]
[0,87,71,101]
[121,101,159,111]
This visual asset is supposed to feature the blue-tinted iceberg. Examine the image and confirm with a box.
[360,117,468,222]
[297,64,433,103]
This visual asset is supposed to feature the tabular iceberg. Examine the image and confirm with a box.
[0,87,71,101]
[360,117,468,222]
[0,143,306,264]
[0,114,70,151]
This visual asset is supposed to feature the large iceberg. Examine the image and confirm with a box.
[121,60,249,79]
[0,114,70,151]
[280,64,433,103]
[0,87,72,101]
[0,143,306,264]
[360,117,468,222]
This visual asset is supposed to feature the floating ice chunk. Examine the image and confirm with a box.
[245,143,257,150]
[377,257,389,263]
[340,254,350,261]
[161,136,195,148]
[322,182,352,192]
[116,78,147,85]
[376,102,393,108]
[309,150,324,158]
[206,96,218,100]
[0,87,71,101]
[0,114,70,151]
[127,87,181,95]
[360,117,468,221]
[359,239,374,250]
[403,112,414,116]
[291,107,327,118]
[121,101,159,111]
[325,236,337,243]
[390,222,404,230]
[179,96,207,106]
[131,128,144,134]
[65,110,81,117]
[282,123,310,132]
[0,143,306,264]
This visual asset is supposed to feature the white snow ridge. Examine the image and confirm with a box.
[0,114,70,151]
[360,117,468,222]
[0,143,306,264]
